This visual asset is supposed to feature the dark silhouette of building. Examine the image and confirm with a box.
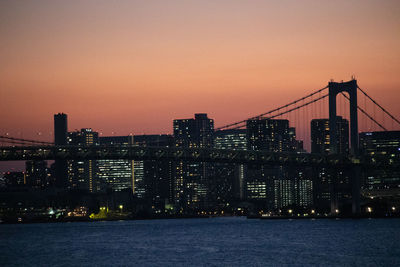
[25,160,48,189]
[311,116,349,155]
[173,113,214,211]
[132,134,174,212]
[360,131,400,191]
[67,128,99,192]
[3,171,25,188]
[54,113,68,188]
[311,116,351,214]
[246,119,310,212]
[211,129,247,208]
[54,113,68,145]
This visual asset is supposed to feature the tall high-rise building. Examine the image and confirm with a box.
[212,129,247,204]
[311,116,349,154]
[67,128,99,192]
[132,134,174,212]
[173,113,214,211]
[359,131,400,190]
[98,136,134,192]
[311,116,351,213]
[54,113,68,188]
[132,135,174,201]
[54,113,68,145]
[246,119,310,211]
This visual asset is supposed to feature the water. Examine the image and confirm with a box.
[1,217,399,266]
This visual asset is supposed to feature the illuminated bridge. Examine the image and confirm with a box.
[0,145,397,170]
[0,145,352,165]
[1,79,400,214]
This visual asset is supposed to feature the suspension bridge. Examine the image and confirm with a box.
[1,79,398,165]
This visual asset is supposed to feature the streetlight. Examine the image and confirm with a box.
[119,205,123,212]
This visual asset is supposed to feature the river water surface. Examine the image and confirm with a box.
[1,217,399,266]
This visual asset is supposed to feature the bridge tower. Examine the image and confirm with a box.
[328,79,358,156]
[328,79,360,215]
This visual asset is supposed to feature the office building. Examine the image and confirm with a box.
[311,116,349,155]
[359,131,400,190]
[67,128,99,192]
[98,136,134,192]
[212,129,247,206]
[133,134,174,211]
[246,119,310,211]
[311,117,351,213]
[173,113,214,211]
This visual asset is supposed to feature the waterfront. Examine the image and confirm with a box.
[1,217,399,266]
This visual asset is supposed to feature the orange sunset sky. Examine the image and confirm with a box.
[1,0,400,146]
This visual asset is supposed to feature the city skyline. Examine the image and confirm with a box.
[1,0,400,142]
[1,2,400,265]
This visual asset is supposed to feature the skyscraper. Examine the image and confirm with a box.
[246,119,309,211]
[173,113,214,211]
[67,128,99,192]
[98,136,134,192]
[54,113,68,145]
[311,116,351,214]
[213,129,247,204]
[132,134,174,212]
[311,116,349,155]
[54,113,68,188]
[359,131,400,191]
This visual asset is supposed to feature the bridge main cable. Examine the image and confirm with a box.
[0,135,54,145]
[340,92,387,131]
[227,93,329,130]
[215,85,328,131]
[357,86,400,126]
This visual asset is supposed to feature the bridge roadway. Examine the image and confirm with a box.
[0,145,391,169]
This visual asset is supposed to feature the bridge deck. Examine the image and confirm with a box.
[0,145,395,169]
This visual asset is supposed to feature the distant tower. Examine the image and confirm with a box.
[54,113,68,145]
[54,113,68,188]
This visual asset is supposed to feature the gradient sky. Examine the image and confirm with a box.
[1,0,400,149]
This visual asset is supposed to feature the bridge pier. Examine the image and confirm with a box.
[328,80,360,216]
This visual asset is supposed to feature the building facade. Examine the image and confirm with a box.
[359,131,400,191]
[246,119,310,211]
[98,136,134,192]
[133,134,174,212]
[173,113,214,211]
[212,129,247,207]
[311,116,351,214]
[67,128,99,193]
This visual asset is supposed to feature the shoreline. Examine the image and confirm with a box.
[1,214,399,224]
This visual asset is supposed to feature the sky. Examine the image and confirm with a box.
[1,0,400,166]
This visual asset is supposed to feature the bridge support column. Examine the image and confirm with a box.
[328,80,360,215]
